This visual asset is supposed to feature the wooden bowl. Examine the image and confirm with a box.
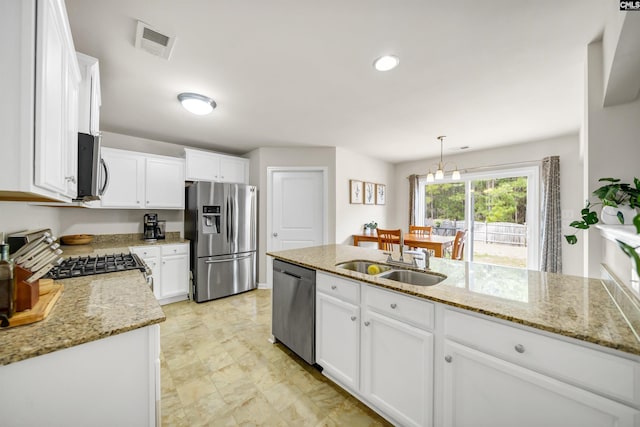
[60,234,94,245]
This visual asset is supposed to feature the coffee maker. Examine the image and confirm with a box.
[143,213,159,242]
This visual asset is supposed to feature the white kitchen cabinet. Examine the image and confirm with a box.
[184,148,249,184]
[0,0,80,202]
[442,340,639,427]
[99,147,185,209]
[145,157,185,209]
[361,288,434,427]
[99,148,145,208]
[131,243,189,305]
[76,52,101,135]
[316,292,360,391]
[0,325,160,427]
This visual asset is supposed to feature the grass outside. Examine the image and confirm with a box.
[471,241,527,269]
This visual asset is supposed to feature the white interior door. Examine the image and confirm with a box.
[271,170,325,251]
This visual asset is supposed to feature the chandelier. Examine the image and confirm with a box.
[426,136,462,183]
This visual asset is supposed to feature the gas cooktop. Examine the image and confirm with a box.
[45,253,147,279]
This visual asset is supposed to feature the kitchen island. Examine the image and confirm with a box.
[269,244,640,427]
[0,241,167,426]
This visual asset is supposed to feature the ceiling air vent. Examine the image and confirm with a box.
[135,20,176,60]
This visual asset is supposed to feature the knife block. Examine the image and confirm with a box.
[14,265,39,312]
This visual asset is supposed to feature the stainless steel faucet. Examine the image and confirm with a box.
[398,230,404,262]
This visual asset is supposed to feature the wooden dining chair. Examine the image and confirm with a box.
[451,230,468,261]
[409,225,432,237]
[376,228,402,251]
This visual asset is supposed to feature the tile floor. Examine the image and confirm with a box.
[160,289,392,426]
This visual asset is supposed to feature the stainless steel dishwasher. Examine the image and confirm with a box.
[272,259,316,365]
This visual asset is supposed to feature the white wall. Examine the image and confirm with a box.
[393,134,584,276]
[57,209,183,237]
[0,202,60,238]
[335,147,396,244]
[248,147,337,284]
[584,40,640,278]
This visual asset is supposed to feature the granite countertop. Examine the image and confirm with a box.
[0,270,165,366]
[59,233,189,256]
[268,244,640,357]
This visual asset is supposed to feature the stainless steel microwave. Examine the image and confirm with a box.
[75,133,107,201]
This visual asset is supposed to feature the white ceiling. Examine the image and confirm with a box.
[65,0,606,163]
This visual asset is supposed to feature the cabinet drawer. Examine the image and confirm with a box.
[130,245,161,260]
[363,285,434,331]
[161,244,188,256]
[317,272,359,304]
[445,309,640,407]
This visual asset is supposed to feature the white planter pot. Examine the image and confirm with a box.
[600,205,637,225]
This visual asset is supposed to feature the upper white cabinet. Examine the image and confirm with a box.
[184,148,249,184]
[98,147,184,209]
[0,0,80,202]
[76,52,101,135]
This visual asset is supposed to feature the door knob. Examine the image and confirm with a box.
[272,232,278,237]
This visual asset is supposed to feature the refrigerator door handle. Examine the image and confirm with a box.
[204,254,252,264]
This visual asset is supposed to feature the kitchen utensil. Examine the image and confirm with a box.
[26,258,63,284]
[30,250,62,273]
[15,237,54,265]
[21,243,60,270]
[60,234,94,245]
[10,232,51,259]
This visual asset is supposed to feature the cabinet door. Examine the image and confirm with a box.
[185,149,220,181]
[77,53,100,135]
[145,157,184,208]
[160,254,189,300]
[362,310,433,427]
[99,149,144,208]
[34,0,69,195]
[219,156,248,183]
[442,340,639,427]
[316,292,360,391]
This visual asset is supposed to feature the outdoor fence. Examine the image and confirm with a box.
[426,219,527,246]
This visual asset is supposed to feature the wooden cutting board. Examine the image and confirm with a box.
[6,279,63,328]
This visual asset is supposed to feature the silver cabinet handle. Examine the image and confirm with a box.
[350,316,357,321]
[364,321,370,326]
[65,175,76,183]
[331,285,337,290]
[445,355,452,363]
[272,232,278,237]
[390,303,397,309]
[515,344,525,353]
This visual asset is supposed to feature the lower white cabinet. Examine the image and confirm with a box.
[313,271,640,427]
[442,340,639,427]
[131,243,189,305]
[362,309,433,427]
[316,291,360,390]
[0,325,160,427]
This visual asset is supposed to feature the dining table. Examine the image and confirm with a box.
[352,233,456,258]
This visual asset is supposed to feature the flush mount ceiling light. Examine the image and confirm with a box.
[373,55,399,71]
[177,92,216,115]
[426,136,462,183]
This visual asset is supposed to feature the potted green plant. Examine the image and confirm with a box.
[364,221,378,235]
[565,177,640,275]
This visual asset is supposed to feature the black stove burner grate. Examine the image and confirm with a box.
[45,253,147,279]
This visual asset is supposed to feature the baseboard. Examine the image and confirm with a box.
[257,282,271,290]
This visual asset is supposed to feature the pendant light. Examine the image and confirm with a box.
[425,136,462,183]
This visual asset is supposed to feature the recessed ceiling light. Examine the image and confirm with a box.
[177,92,216,115]
[373,55,399,72]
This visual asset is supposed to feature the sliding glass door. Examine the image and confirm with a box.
[418,166,539,270]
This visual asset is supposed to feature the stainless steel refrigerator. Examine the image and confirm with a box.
[185,182,257,302]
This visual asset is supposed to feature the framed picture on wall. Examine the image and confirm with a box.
[350,180,363,204]
[376,184,386,205]
[364,182,375,205]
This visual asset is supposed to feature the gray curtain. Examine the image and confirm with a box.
[408,174,419,225]
[540,156,562,273]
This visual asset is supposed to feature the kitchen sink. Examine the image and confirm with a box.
[377,269,447,286]
[335,261,392,275]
